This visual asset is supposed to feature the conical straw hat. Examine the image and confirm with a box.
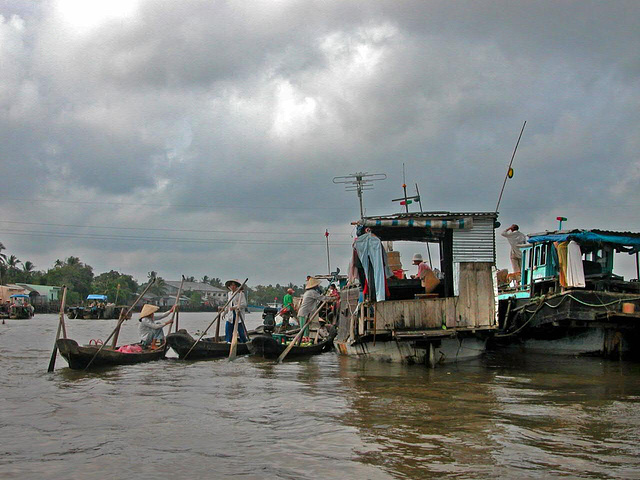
[140,304,159,318]
[225,279,242,289]
[305,277,321,290]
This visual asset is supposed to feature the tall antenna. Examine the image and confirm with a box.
[333,172,387,218]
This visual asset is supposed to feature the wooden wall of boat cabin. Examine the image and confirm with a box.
[337,287,361,341]
[456,262,495,328]
[375,298,456,330]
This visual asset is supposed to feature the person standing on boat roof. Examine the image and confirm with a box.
[224,279,248,343]
[501,224,527,273]
[298,277,334,338]
[138,304,175,349]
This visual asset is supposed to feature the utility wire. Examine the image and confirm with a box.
[0,228,353,246]
[0,220,353,236]
[0,196,344,211]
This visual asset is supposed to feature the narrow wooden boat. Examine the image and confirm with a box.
[248,331,336,360]
[166,330,250,359]
[56,338,167,370]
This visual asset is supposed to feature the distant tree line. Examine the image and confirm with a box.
[0,241,305,308]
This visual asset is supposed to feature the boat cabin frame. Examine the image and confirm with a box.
[337,211,499,349]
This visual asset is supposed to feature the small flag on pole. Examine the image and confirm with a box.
[325,229,329,237]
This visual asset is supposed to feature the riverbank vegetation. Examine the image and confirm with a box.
[0,242,306,307]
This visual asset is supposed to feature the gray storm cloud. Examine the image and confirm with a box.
[1,0,639,283]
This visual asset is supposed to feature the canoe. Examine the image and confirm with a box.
[166,330,250,360]
[56,338,167,370]
[248,330,336,360]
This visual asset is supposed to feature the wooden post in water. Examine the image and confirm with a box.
[47,285,68,373]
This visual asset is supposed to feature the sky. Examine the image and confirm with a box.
[1,0,640,286]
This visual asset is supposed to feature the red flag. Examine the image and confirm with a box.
[325,229,329,237]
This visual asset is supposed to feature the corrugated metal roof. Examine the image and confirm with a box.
[453,217,496,263]
[528,228,640,239]
[362,211,497,221]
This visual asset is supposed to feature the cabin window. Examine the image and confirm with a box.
[527,248,533,270]
[540,245,547,266]
[533,246,540,267]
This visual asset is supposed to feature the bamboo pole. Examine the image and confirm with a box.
[47,286,68,372]
[170,275,185,333]
[83,278,156,371]
[184,278,248,360]
[228,309,242,361]
[277,300,327,363]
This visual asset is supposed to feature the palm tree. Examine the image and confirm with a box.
[0,242,6,265]
[201,275,210,284]
[149,277,167,297]
[22,261,35,282]
[65,256,81,266]
[5,255,21,283]
[54,259,64,268]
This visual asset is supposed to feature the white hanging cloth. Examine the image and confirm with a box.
[566,240,586,288]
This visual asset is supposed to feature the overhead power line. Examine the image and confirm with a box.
[0,228,354,246]
[0,196,344,211]
[0,220,353,236]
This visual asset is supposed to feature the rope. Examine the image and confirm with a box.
[497,292,638,338]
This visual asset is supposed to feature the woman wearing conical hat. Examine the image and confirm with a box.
[138,303,175,349]
[297,277,334,338]
[223,279,248,343]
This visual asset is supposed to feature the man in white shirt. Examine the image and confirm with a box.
[501,224,527,273]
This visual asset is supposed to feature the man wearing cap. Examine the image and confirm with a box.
[138,304,175,349]
[297,277,334,338]
[501,224,527,273]
[279,288,296,332]
[224,279,248,343]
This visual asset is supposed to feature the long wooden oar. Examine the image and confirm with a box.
[170,275,185,333]
[228,309,242,361]
[183,278,248,360]
[276,300,327,363]
[47,286,68,372]
[83,278,156,371]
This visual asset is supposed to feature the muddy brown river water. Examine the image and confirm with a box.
[1,313,639,479]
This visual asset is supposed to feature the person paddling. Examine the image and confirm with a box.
[223,279,248,343]
[138,304,175,349]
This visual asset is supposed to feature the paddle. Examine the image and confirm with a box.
[83,277,157,371]
[170,275,185,333]
[276,300,327,363]
[183,278,248,360]
[47,285,68,372]
[228,309,241,361]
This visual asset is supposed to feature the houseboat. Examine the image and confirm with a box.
[334,211,499,366]
[67,294,130,320]
[494,228,640,359]
[9,294,34,319]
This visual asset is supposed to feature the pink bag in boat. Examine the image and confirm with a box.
[117,344,143,354]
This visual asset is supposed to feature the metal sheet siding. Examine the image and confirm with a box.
[452,217,496,263]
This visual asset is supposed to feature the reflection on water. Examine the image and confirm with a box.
[1,313,639,479]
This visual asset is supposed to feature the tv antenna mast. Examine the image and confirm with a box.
[333,171,387,219]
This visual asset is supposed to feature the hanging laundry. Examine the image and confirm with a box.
[554,241,568,287]
[566,240,586,288]
[353,232,393,302]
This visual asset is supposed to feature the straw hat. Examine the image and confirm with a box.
[225,279,242,289]
[140,304,159,318]
[305,277,321,290]
[412,253,424,262]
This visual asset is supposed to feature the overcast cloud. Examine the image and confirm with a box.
[1,0,640,286]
